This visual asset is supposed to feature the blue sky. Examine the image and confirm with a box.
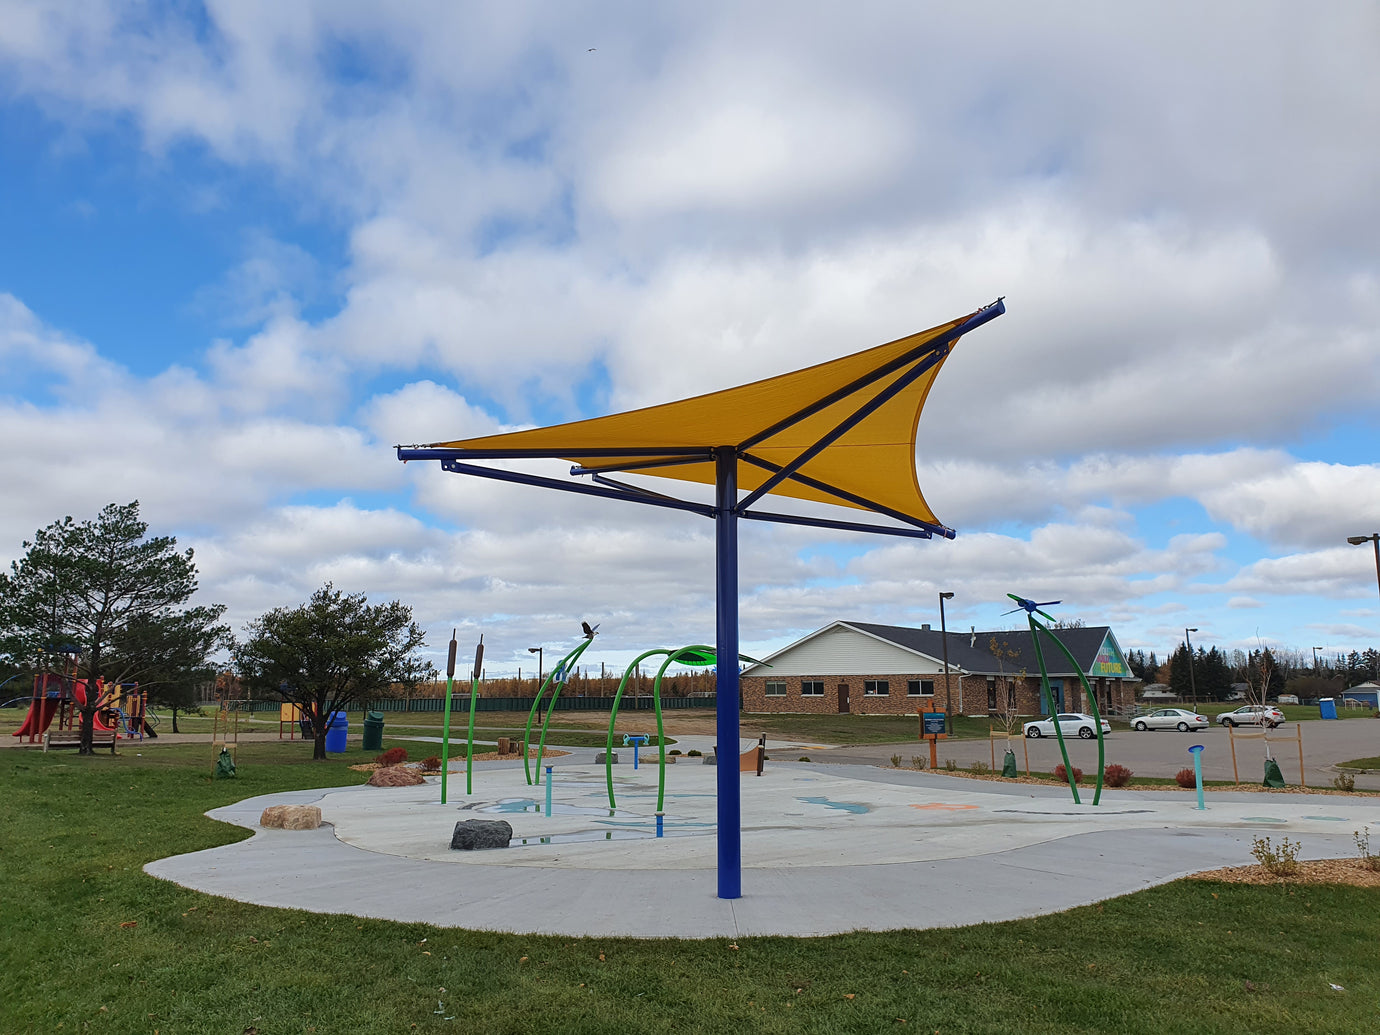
[1,2,1378,679]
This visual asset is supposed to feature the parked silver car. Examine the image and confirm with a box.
[1217,704,1285,728]
[1132,708,1210,732]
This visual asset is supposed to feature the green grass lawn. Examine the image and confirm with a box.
[3,743,1379,1033]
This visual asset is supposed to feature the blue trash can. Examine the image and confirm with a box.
[324,711,349,752]
[1319,697,1338,720]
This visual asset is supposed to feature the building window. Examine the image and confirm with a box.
[907,679,934,696]
[864,680,890,696]
[986,683,997,711]
[801,680,824,696]
[764,680,786,697]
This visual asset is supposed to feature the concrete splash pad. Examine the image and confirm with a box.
[146,757,1378,938]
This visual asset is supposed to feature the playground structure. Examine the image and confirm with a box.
[11,649,157,744]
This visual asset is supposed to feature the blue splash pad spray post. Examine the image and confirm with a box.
[1188,744,1206,810]
[545,766,553,816]
[623,733,649,769]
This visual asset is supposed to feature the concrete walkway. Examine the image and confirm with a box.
[146,740,1379,939]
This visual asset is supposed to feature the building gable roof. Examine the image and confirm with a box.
[847,622,1128,677]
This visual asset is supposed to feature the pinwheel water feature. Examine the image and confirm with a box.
[1006,594,1106,805]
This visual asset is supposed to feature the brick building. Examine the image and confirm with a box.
[740,620,1138,717]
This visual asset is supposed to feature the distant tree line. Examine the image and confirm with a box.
[1123,641,1380,702]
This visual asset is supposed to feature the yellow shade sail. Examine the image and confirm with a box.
[425,302,1000,530]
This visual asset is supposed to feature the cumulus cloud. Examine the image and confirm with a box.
[2,1,1378,662]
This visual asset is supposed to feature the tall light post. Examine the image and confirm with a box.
[1313,646,1323,674]
[939,592,955,714]
[1346,533,1380,605]
[528,646,544,723]
[1184,628,1199,707]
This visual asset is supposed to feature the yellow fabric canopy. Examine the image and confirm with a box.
[430,307,987,528]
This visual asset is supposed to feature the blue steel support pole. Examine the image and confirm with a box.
[715,445,742,899]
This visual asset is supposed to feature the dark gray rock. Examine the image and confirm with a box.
[703,753,717,765]
[450,819,513,850]
[595,751,618,764]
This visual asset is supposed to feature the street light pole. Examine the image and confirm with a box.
[528,646,544,723]
[1313,646,1323,674]
[939,592,955,715]
[1184,628,1199,707]
[1346,533,1380,605]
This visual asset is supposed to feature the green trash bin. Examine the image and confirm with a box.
[362,710,385,752]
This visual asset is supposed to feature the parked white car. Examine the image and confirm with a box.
[1022,713,1111,740]
[1217,704,1285,728]
[1132,708,1210,732]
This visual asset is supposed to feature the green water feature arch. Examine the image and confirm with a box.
[520,634,597,786]
[1008,593,1107,805]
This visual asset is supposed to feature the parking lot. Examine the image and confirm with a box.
[812,716,1380,789]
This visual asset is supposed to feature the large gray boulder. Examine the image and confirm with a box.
[595,751,618,764]
[450,819,513,850]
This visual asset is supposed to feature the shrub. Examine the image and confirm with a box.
[1103,763,1134,788]
[1052,764,1083,784]
[798,756,811,762]
[375,746,408,766]
[1174,767,1198,789]
[421,755,442,771]
[1355,826,1380,872]
[910,755,927,771]
[944,758,958,771]
[1250,835,1300,876]
[890,754,904,768]
[1333,772,1356,792]
[686,749,702,757]
[669,749,682,755]
[969,761,992,775]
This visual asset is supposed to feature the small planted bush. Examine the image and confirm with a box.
[1103,763,1133,788]
[798,756,811,762]
[686,749,702,757]
[1052,764,1083,784]
[969,761,992,775]
[1333,772,1356,792]
[1355,826,1380,872]
[910,756,927,771]
[944,758,958,772]
[375,746,408,766]
[1251,835,1300,876]
[890,753,904,768]
[669,749,682,756]
[1174,767,1198,789]
[421,755,442,771]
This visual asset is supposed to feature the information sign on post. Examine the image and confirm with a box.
[922,712,947,737]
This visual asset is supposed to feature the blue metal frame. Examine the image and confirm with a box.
[395,298,1005,902]
[714,445,741,898]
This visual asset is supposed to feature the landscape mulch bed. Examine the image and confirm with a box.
[348,747,569,773]
[1189,858,1380,887]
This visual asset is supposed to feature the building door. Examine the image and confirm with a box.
[1043,679,1065,713]
[837,683,850,713]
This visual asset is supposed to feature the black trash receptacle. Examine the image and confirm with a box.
[362,710,385,752]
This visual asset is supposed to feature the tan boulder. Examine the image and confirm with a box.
[259,804,323,830]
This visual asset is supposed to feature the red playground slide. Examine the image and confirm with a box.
[11,697,59,738]
[73,681,117,732]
